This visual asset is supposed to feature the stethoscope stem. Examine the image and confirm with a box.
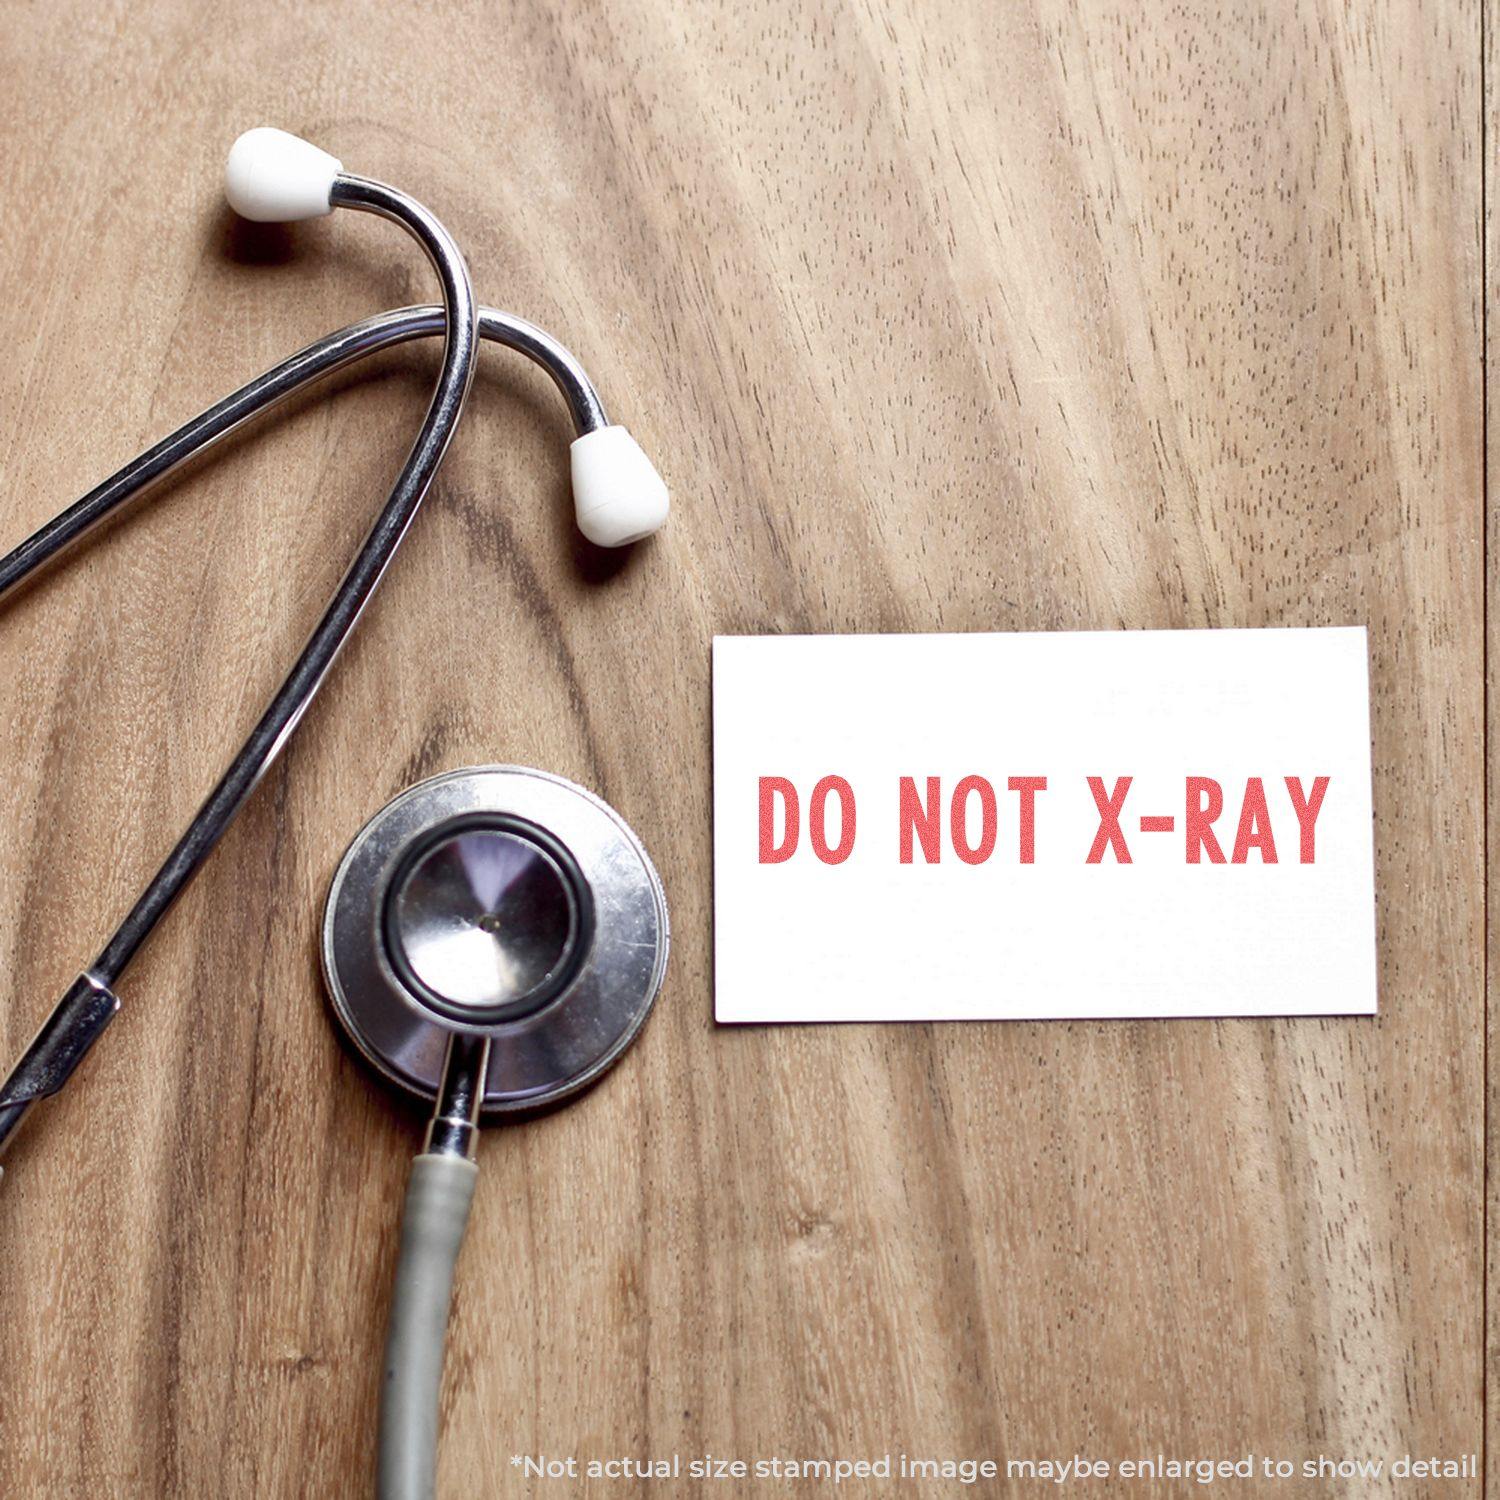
[0,171,481,1164]
[423,1033,490,1161]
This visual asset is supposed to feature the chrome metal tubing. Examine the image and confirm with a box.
[91,172,479,979]
[0,307,607,608]
[0,171,480,1166]
[422,1033,491,1161]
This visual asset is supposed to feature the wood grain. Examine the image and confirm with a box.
[1488,0,1498,1491]
[0,2,1484,1496]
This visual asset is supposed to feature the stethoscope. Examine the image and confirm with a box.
[0,129,671,1499]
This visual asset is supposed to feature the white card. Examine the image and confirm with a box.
[712,627,1376,1023]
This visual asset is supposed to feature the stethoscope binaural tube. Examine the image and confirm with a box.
[0,131,485,1170]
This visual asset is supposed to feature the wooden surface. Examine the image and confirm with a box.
[1487,0,1499,1495]
[0,2,1485,1496]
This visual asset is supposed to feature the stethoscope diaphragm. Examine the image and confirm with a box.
[321,765,668,1115]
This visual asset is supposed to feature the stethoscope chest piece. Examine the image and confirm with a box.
[322,766,668,1114]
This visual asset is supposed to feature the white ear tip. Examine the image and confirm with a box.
[226,128,342,223]
[570,426,670,547]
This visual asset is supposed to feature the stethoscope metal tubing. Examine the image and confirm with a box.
[423,1033,490,1160]
[0,171,481,1161]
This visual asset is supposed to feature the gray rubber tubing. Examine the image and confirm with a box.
[379,1153,479,1500]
